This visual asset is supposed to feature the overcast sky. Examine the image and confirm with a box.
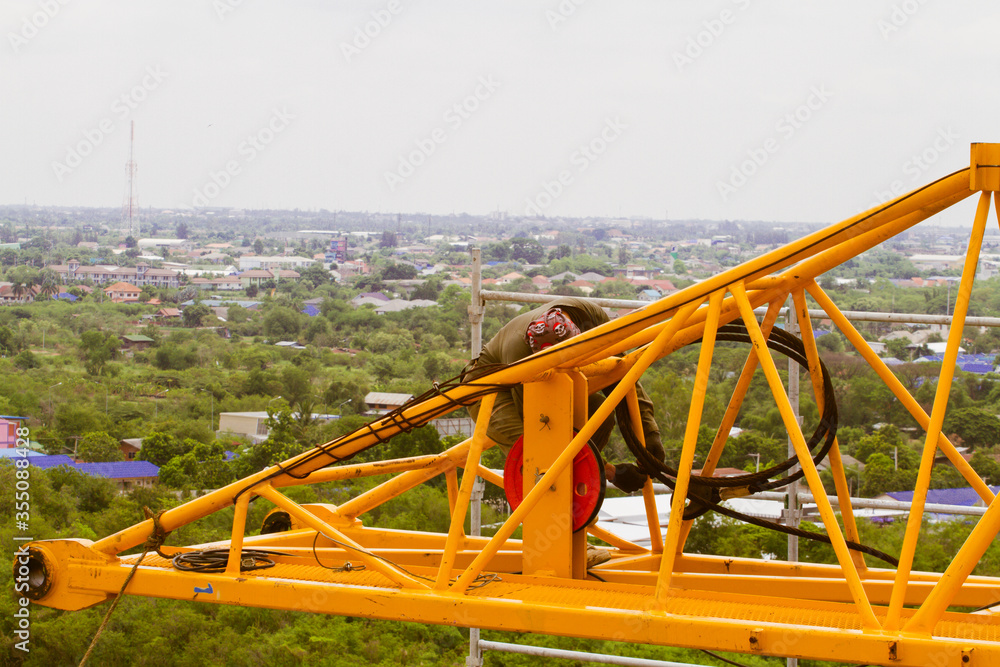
[2,1,999,227]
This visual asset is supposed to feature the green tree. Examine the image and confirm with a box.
[382,263,418,280]
[182,303,212,327]
[78,330,119,375]
[510,237,544,263]
[617,245,630,265]
[860,452,897,496]
[548,244,572,261]
[969,450,1000,486]
[281,365,318,426]
[484,241,511,262]
[942,407,1000,450]
[138,432,184,466]
[159,452,197,488]
[77,431,124,463]
[300,263,333,287]
[263,306,302,340]
[12,350,39,370]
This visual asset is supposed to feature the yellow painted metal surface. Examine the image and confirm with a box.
[17,144,1000,667]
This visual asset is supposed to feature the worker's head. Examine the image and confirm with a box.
[524,307,581,353]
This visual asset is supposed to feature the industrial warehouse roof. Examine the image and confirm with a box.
[25,457,160,479]
[364,392,414,406]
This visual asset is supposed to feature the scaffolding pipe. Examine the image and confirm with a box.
[481,289,1000,328]
[477,640,715,667]
[647,485,991,517]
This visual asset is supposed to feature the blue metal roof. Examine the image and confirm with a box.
[27,456,159,479]
[886,486,1000,507]
[0,449,44,458]
[75,461,160,479]
[301,304,321,317]
[27,455,76,469]
[959,362,993,375]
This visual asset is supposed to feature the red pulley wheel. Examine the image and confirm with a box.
[503,434,606,532]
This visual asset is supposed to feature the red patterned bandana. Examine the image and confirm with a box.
[524,308,582,353]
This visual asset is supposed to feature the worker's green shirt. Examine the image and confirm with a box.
[469,297,660,450]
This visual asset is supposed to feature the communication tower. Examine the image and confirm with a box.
[121,121,139,238]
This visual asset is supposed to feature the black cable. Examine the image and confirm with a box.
[171,548,288,573]
[312,531,366,573]
[229,366,518,505]
[699,649,753,667]
[618,323,838,505]
[615,321,900,567]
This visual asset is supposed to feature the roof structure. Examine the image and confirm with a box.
[364,392,414,406]
[26,455,76,468]
[103,281,141,292]
[374,298,437,314]
[75,461,160,479]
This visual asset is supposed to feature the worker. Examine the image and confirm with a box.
[466,296,664,493]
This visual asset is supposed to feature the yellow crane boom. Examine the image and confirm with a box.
[17,143,1000,667]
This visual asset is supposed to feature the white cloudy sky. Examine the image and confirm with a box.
[2,1,999,226]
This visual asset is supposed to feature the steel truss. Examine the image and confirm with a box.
[18,144,1000,667]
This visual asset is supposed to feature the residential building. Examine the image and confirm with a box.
[47,260,180,288]
[104,281,141,303]
[218,411,273,443]
[238,255,316,271]
[121,335,155,352]
[0,417,26,448]
[239,269,301,289]
[0,284,40,304]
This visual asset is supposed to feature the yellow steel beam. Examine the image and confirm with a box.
[658,289,723,597]
[886,191,993,630]
[793,287,866,571]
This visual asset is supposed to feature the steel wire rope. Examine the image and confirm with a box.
[614,322,899,566]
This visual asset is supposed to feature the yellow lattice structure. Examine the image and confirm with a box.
[17,144,1000,666]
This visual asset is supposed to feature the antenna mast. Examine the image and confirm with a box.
[122,121,139,238]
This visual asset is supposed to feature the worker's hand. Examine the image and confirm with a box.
[609,463,648,494]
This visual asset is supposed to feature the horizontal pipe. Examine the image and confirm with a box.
[477,640,714,667]
[483,291,1000,329]
[647,485,988,517]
